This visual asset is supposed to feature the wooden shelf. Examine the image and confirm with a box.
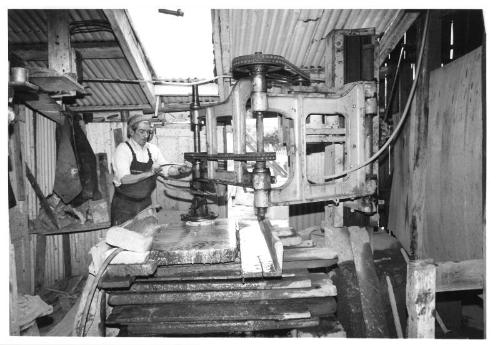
[8,81,40,93]
[29,67,86,95]
[30,219,111,235]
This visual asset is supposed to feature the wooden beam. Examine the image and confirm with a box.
[406,259,436,338]
[435,259,484,292]
[34,234,47,294]
[103,10,156,107]
[25,164,59,229]
[211,10,231,98]
[68,104,151,113]
[376,11,420,67]
[10,41,124,61]
[24,93,65,124]
[47,10,74,76]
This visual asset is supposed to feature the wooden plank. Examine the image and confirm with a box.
[62,234,72,278]
[25,164,59,229]
[126,317,320,336]
[423,46,484,261]
[108,278,336,306]
[68,104,152,113]
[29,220,110,235]
[349,226,389,337]
[24,93,64,124]
[388,12,442,258]
[284,247,338,261]
[29,68,85,94]
[376,11,420,67]
[10,41,123,61]
[151,219,238,265]
[406,260,436,338]
[324,32,334,88]
[435,259,484,292]
[103,10,156,107]
[34,234,47,294]
[211,9,232,98]
[130,275,313,292]
[9,243,20,335]
[9,112,26,200]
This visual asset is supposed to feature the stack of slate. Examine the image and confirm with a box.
[102,218,338,336]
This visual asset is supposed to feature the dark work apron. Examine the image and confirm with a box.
[111,142,157,225]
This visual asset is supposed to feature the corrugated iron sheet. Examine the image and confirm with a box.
[20,106,64,287]
[215,9,400,71]
[8,9,114,44]
[24,59,149,107]
[9,9,151,109]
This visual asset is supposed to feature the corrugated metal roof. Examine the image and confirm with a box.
[217,9,400,70]
[9,9,152,110]
[8,9,115,44]
[24,59,149,107]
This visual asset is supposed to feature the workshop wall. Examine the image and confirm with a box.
[10,106,62,291]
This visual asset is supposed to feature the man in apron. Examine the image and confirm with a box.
[111,115,190,225]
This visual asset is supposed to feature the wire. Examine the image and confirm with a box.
[75,247,124,337]
[323,10,430,181]
[82,75,233,86]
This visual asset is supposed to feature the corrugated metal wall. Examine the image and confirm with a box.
[19,107,65,288]
[18,111,123,286]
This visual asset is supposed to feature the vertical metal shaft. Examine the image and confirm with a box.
[255,111,264,152]
[191,85,201,180]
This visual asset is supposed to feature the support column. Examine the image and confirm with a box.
[406,259,436,338]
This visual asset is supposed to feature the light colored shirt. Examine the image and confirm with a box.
[112,139,168,186]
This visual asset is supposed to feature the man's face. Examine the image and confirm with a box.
[132,121,151,146]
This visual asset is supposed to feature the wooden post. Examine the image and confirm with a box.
[406,259,436,338]
[63,234,72,279]
[10,243,20,335]
[47,10,75,77]
[34,234,47,294]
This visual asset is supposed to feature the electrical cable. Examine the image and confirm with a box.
[323,10,430,181]
[75,247,124,336]
[82,75,233,86]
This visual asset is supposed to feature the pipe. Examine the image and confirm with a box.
[323,10,430,180]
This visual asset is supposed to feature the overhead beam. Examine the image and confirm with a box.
[10,41,124,61]
[376,11,420,67]
[47,10,74,75]
[103,9,157,108]
[68,104,151,113]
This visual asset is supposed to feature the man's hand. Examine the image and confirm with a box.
[177,164,192,175]
[152,163,162,175]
